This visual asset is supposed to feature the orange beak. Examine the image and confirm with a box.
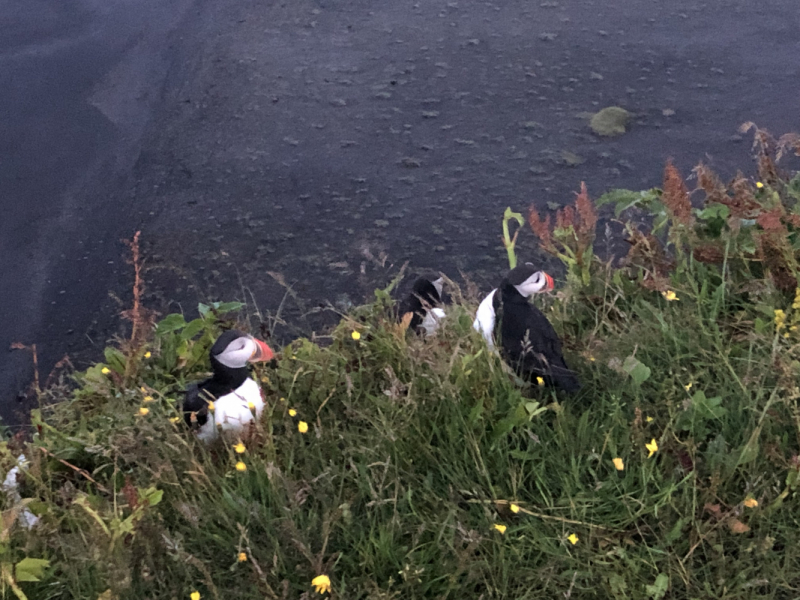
[544,273,555,292]
[249,338,275,362]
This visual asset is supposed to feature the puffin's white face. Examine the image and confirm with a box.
[514,271,554,298]
[432,277,444,298]
[215,335,274,368]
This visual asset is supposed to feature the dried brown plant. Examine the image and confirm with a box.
[120,231,154,360]
[757,231,797,293]
[662,160,693,226]
[527,208,553,252]
[693,162,727,205]
[575,182,598,243]
[692,244,725,265]
[622,228,675,291]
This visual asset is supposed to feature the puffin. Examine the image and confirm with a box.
[183,330,274,443]
[397,275,446,335]
[473,264,580,393]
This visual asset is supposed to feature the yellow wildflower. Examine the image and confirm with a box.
[144,351,152,358]
[235,461,247,472]
[493,523,507,534]
[684,382,692,392]
[612,457,624,471]
[744,497,758,508]
[140,386,147,392]
[646,416,654,423]
[646,438,659,458]
[298,421,309,434]
[289,408,298,417]
[351,330,361,341]
[169,416,180,424]
[661,290,679,301]
[207,401,215,411]
[234,442,246,454]
[138,407,150,416]
[509,503,520,514]
[247,401,256,410]
[536,377,545,387]
[775,309,786,331]
[311,574,331,595]
[101,367,111,375]
[567,533,579,545]
[191,592,201,600]
[279,397,286,403]
[238,552,247,562]
[756,181,764,189]
[143,395,154,403]
[589,356,596,362]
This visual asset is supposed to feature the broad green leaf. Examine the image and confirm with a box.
[646,573,669,599]
[155,313,186,334]
[622,355,651,385]
[14,557,50,583]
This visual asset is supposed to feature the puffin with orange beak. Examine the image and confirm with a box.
[183,330,275,443]
[473,264,579,392]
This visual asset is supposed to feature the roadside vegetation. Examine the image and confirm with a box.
[2,125,800,600]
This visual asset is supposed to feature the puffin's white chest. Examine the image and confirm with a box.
[196,377,265,443]
[473,289,497,349]
[420,307,446,335]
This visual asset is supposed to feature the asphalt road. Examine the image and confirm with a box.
[1,0,799,424]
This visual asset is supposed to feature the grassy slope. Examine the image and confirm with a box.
[4,139,800,600]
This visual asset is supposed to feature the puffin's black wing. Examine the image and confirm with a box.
[501,302,581,393]
[183,381,212,427]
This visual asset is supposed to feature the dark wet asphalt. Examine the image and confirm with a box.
[1,0,799,424]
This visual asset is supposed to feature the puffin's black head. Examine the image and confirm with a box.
[209,330,274,372]
[411,275,444,306]
[503,264,554,298]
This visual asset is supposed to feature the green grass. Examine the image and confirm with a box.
[4,132,800,599]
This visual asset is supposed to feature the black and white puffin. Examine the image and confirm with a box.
[397,275,446,335]
[473,264,580,393]
[183,330,275,443]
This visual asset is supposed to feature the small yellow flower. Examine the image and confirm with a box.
[140,386,148,392]
[191,592,201,600]
[101,367,111,375]
[138,407,150,416]
[589,356,596,362]
[143,395,154,403]
[298,421,309,434]
[567,533,579,545]
[247,401,256,410]
[234,442,246,454]
[144,351,152,358]
[536,377,545,387]
[646,438,659,458]
[289,408,298,417]
[684,382,692,392]
[237,552,247,562]
[312,574,331,595]
[493,523,507,534]
[235,461,247,472]
[661,290,679,301]
[612,457,625,471]
[207,401,215,412]
[169,416,180,424]
[645,416,654,423]
[509,503,520,514]
[756,181,764,189]
[744,497,758,508]
[279,397,286,403]
[351,330,361,341]
[260,376,269,383]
